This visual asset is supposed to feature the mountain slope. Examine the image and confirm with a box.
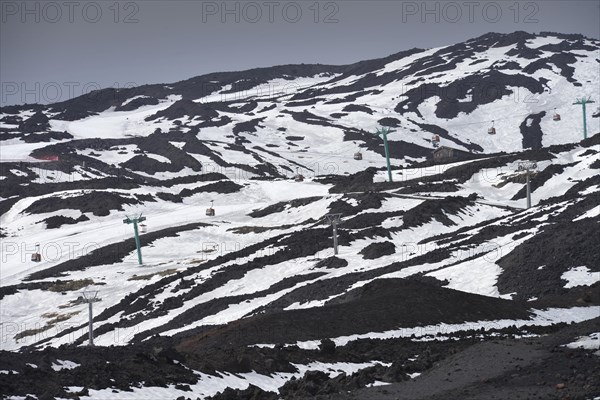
[0,31,599,400]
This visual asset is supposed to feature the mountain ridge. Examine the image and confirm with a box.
[0,30,599,400]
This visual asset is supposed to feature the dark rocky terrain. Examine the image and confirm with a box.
[1,31,599,399]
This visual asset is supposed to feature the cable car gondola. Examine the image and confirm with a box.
[432,134,440,147]
[31,243,41,262]
[139,223,147,234]
[488,120,496,135]
[206,200,215,216]
[553,108,561,121]
[294,168,304,182]
[354,152,363,161]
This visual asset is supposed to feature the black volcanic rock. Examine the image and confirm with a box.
[505,43,544,59]
[207,385,277,400]
[493,60,522,70]
[120,154,174,174]
[50,88,129,120]
[523,53,579,83]
[520,111,546,149]
[22,130,73,143]
[396,70,546,119]
[465,31,535,48]
[0,114,22,125]
[342,104,374,114]
[497,218,600,300]
[230,100,258,113]
[401,194,477,229]
[178,180,243,197]
[24,191,145,217]
[249,197,322,218]
[233,117,266,134]
[283,110,332,126]
[314,256,348,269]
[42,214,90,229]
[286,98,322,107]
[178,278,530,352]
[2,32,600,400]
[378,117,401,127]
[18,111,50,133]
[359,241,396,259]
[412,122,483,152]
[0,104,45,114]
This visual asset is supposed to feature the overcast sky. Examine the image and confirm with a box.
[1,0,599,106]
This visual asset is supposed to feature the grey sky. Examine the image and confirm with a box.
[1,0,599,106]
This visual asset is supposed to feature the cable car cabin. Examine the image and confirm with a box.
[488,120,496,135]
[139,223,147,234]
[294,174,305,182]
[31,243,41,262]
[553,113,561,121]
[206,200,215,216]
[432,135,440,147]
[354,152,362,161]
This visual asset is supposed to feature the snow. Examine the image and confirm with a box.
[525,36,565,49]
[169,141,186,149]
[0,139,57,162]
[49,95,182,140]
[285,306,600,350]
[76,144,139,166]
[561,266,600,288]
[2,37,590,174]
[0,154,583,351]
[427,256,503,297]
[427,229,535,298]
[65,386,85,393]
[120,95,151,106]
[76,361,385,400]
[574,205,600,221]
[0,142,589,350]
[51,360,80,371]
[367,380,392,387]
[10,169,27,177]
[0,33,598,362]
[565,332,600,354]
[0,177,339,350]
[144,153,171,164]
[196,74,340,104]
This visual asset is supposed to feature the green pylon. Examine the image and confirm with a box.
[375,127,394,182]
[573,97,595,140]
[123,214,146,265]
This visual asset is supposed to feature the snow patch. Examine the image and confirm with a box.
[284,306,600,350]
[561,266,600,288]
[565,332,600,354]
[51,360,80,371]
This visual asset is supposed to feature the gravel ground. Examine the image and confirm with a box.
[324,317,600,400]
